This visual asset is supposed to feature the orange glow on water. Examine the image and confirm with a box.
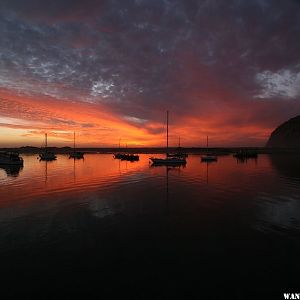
[0,154,274,207]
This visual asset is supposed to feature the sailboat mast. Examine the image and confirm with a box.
[207,135,208,149]
[179,136,181,148]
[74,131,76,153]
[166,110,169,155]
[45,133,47,148]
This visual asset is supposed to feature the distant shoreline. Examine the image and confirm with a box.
[1,146,299,154]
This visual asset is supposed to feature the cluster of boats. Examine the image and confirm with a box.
[0,113,258,168]
[39,132,84,161]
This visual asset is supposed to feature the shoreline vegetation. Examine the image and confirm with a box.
[1,146,299,154]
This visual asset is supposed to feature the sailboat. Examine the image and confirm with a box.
[69,132,84,159]
[150,111,187,165]
[201,136,217,162]
[113,139,139,161]
[39,133,57,161]
[167,136,188,158]
[114,138,124,159]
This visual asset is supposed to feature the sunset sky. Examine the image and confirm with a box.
[0,0,300,147]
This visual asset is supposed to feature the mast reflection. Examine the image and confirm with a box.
[150,164,184,214]
[201,159,217,184]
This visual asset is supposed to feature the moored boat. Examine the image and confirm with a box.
[39,133,57,161]
[167,137,188,158]
[150,157,187,165]
[201,155,218,162]
[113,139,139,161]
[0,151,23,165]
[150,111,187,166]
[114,153,139,161]
[201,136,217,162]
[69,132,84,159]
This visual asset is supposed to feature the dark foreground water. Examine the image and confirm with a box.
[0,154,300,299]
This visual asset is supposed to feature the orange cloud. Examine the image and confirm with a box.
[0,89,160,147]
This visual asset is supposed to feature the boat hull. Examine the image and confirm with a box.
[150,157,187,165]
[167,153,188,158]
[69,152,84,159]
[114,154,139,161]
[0,152,24,165]
[39,153,57,161]
[201,155,218,162]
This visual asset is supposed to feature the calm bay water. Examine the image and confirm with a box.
[0,154,300,298]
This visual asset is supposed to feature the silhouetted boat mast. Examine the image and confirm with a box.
[201,135,217,162]
[69,132,84,159]
[150,111,186,165]
[39,133,57,161]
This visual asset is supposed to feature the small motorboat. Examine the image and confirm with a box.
[0,151,23,166]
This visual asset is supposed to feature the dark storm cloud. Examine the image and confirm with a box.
[1,0,300,130]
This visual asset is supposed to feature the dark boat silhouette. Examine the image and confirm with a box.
[0,151,23,166]
[167,137,188,158]
[201,136,217,162]
[39,133,57,161]
[150,111,187,166]
[69,132,84,159]
[118,154,139,161]
[113,139,139,161]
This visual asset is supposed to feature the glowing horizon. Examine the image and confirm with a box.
[1,1,299,147]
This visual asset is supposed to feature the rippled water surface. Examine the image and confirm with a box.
[1,154,300,298]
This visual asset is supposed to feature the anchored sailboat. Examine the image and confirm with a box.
[39,133,57,161]
[69,132,84,159]
[150,111,187,165]
[113,138,139,161]
[201,136,217,162]
[167,136,188,158]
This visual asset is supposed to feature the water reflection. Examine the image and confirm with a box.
[270,154,300,179]
[255,154,300,232]
[0,153,300,298]
[0,164,23,177]
[150,164,184,214]
[200,160,217,183]
[235,156,258,164]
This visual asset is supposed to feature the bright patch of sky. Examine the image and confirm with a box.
[255,69,300,99]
